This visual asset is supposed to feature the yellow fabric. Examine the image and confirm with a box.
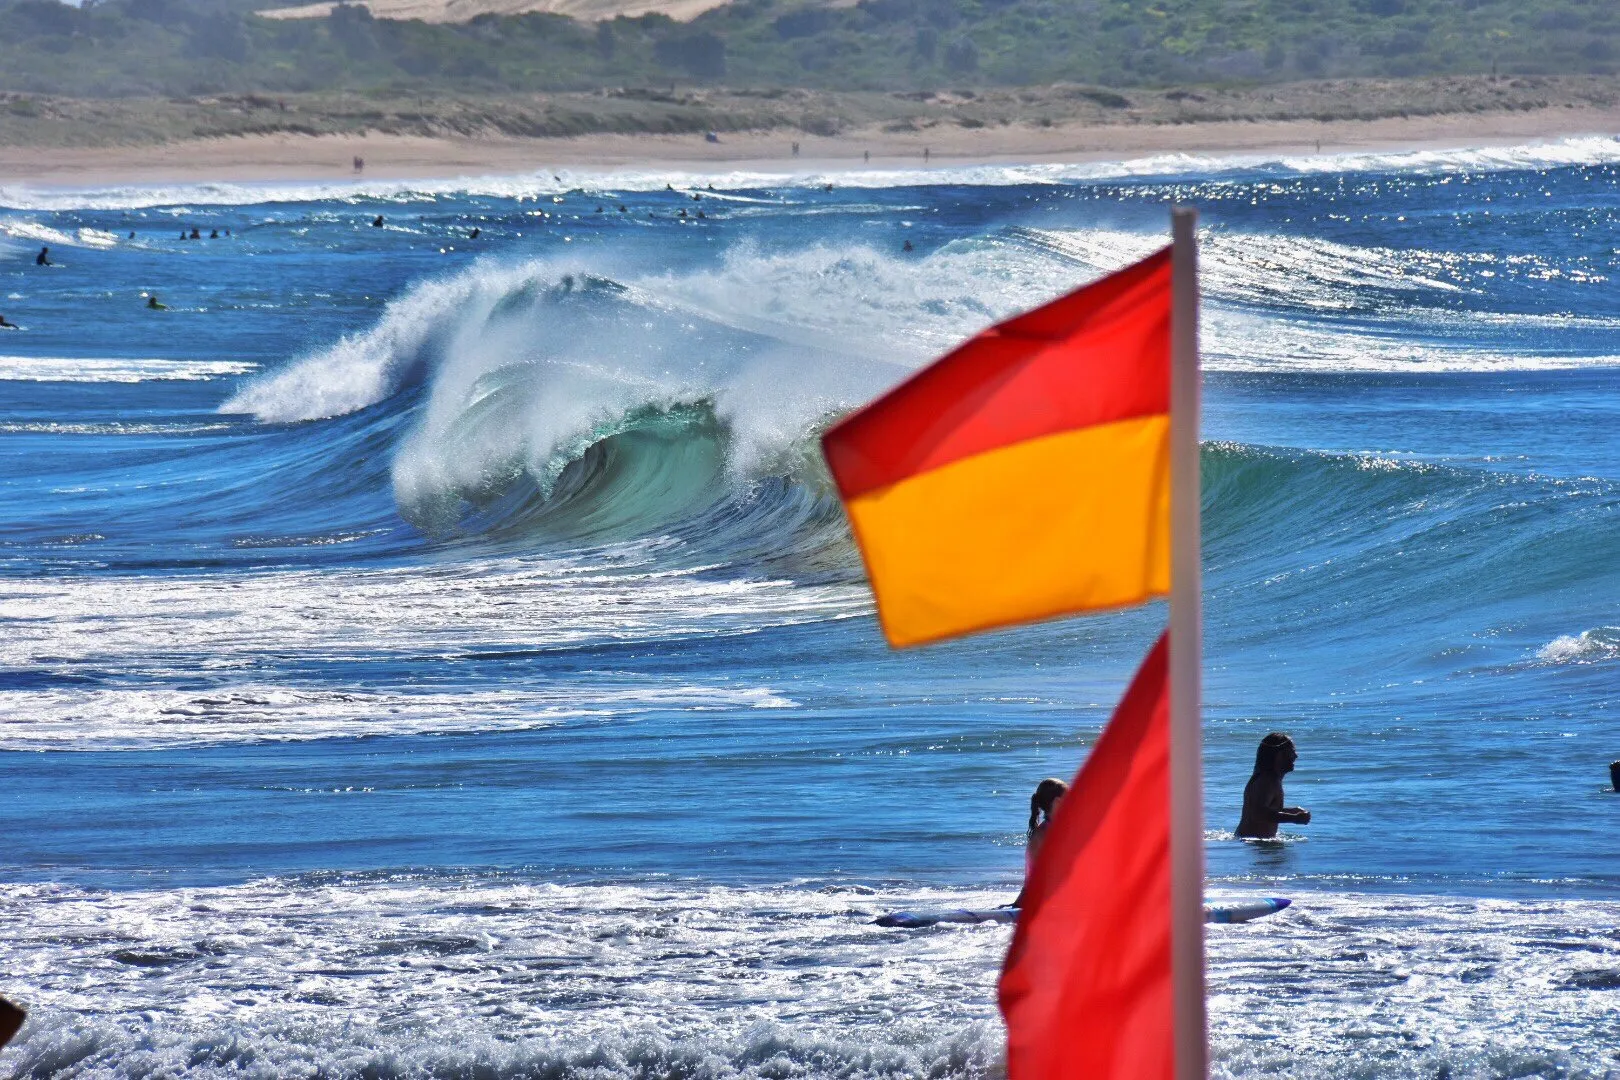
[844,415,1170,647]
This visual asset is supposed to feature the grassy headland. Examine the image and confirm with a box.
[3,75,1617,150]
[1,0,1616,100]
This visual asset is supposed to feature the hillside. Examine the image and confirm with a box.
[0,0,1615,99]
[258,0,731,27]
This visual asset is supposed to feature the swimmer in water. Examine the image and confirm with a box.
[35,246,50,266]
[1236,733,1311,839]
[1009,777,1068,908]
[372,215,385,227]
[0,314,18,329]
[146,294,168,310]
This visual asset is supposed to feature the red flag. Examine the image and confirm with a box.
[999,632,1172,1080]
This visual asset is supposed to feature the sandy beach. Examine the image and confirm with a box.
[4,102,1618,186]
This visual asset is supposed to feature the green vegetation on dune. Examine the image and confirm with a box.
[0,0,1617,98]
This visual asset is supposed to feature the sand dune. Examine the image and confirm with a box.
[257,0,728,23]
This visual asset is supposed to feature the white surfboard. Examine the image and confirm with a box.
[875,897,1290,928]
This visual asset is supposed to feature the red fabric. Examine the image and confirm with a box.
[999,631,1172,1080]
[822,248,1170,499]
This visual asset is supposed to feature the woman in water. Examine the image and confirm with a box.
[1236,732,1311,839]
[1010,777,1068,908]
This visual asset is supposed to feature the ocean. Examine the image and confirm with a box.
[2,139,1619,1078]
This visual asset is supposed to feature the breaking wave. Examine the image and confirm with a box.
[212,236,1620,577]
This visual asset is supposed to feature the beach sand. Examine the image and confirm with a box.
[3,105,1618,186]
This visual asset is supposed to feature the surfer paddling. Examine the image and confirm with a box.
[1236,732,1311,839]
[1009,777,1067,907]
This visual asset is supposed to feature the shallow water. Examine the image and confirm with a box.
[2,139,1619,1077]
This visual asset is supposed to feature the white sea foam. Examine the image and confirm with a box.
[0,556,860,749]
[0,356,257,383]
[1537,626,1620,664]
[5,136,1620,211]
[1,878,1616,1078]
[222,229,1620,458]
[0,682,794,751]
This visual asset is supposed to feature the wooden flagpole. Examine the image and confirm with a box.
[1168,206,1208,1080]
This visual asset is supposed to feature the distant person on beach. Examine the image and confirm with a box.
[1236,733,1311,840]
[1010,776,1068,908]
[35,246,50,266]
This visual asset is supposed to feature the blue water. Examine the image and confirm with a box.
[3,141,1620,1078]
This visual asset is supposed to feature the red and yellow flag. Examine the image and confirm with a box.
[998,631,1173,1079]
[820,248,1172,647]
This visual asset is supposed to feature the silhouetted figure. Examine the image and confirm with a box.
[1236,733,1311,840]
[1010,777,1069,908]
[924,146,930,162]
[180,231,188,240]
[468,228,480,239]
[1610,760,1619,792]
[678,209,687,218]
[146,294,168,310]
[353,156,364,173]
[372,215,384,227]
[128,231,136,239]
[619,205,627,213]
[697,210,706,219]
[0,314,18,329]
[210,229,220,239]
[596,206,604,213]
[189,227,201,240]
[902,239,914,252]
[34,246,49,266]
[0,995,24,1050]
[225,228,231,237]
[791,141,800,157]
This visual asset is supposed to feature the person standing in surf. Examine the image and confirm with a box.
[1236,732,1311,839]
[1009,777,1067,908]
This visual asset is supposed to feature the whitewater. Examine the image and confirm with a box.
[2,138,1619,1078]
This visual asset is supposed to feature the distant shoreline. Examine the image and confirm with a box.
[2,76,1618,187]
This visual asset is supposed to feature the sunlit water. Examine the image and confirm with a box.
[2,139,1619,1078]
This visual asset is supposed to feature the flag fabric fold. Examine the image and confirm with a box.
[999,631,1173,1080]
[820,248,1172,647]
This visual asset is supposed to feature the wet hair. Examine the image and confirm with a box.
[1028,777,1069,833]
[1254,733,1295,772]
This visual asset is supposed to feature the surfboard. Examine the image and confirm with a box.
[874,897,1290,929]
